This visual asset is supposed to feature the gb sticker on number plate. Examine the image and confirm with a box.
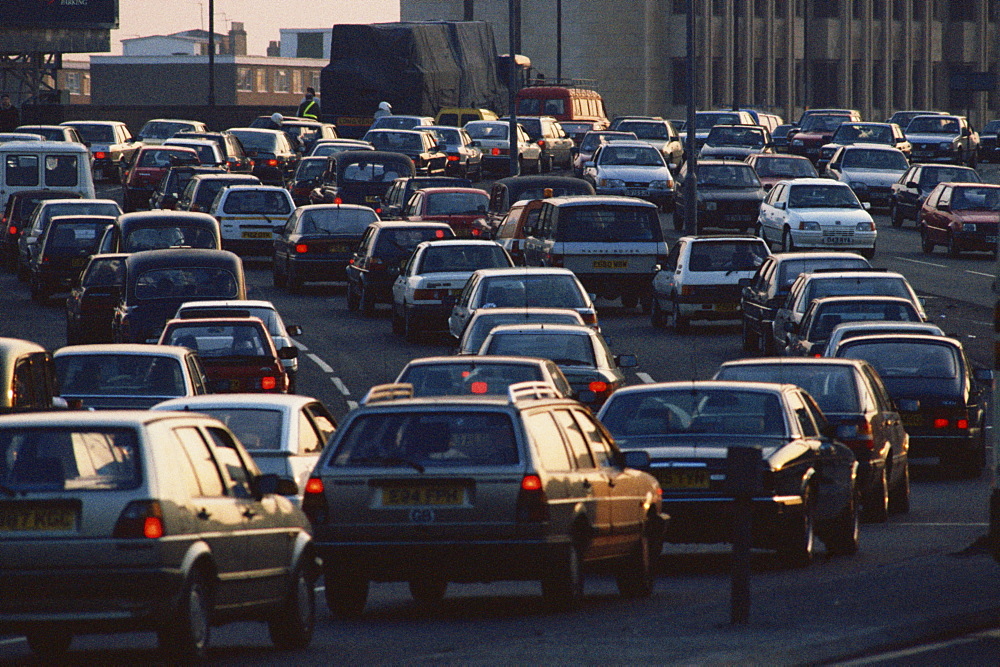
[409,508,435,523]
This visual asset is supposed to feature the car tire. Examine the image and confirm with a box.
[920,228,935,254]
[359,283,375,317]
[346,280,360,311]
[778,495,814,568]
[862,465,889,523]
[542,154,553,173]
[741,317,757,353]
[823,486,860,557]
[25,626,72,660]
[781,228,796,253]
[158,568,212,662]
[403,308,419,343]
[616,524,654,599]
[268,562,316,651]
[325,568,369,620]
[408,577,448,605]
[860,244,876,260]
[888,462,910,515]
[969,149,979,169]
[392,304,404,335]
[16,260,28,282]
[287,265,303,292]
[754,222,766,244]
[958,444,985,479]
[946,232,961,258]
[541,540,584,611]
[621,292,639,309]
[650,295,666,328]
[29,277,48,304]
[890,203,904,228]
[672,208,684,232]
[272,263,286,288]
[670,297,689,333]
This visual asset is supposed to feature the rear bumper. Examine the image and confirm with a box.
[908,432,983,462]
[288,255,350,281]
[405,302,454,329]
[221,237,275,256]
[660,496,803,546]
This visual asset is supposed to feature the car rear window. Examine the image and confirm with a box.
[46,222,106,252]
[400,363,543,397]
[479,275,586,309]
[230,132,277,152]
[808,302,921,340]
[194,408,283,451]
[163,323,270,359]
[134,267,238,300]
[0,427,140,492]
[367,132,422,152]
[615,122,668,139]
[82,258,124,287]
[69,124,116,143]
[919,168,981,187]
[485,332,595,367]
[555,205,663,242]
[124,225,217,252]
[341,160,410,183]
[462,312,582,354]
[418,244,510,273]
[194,179,252,209]
[841,149,908,170]
[803,277,912,307]
[715,365,861,414]
[687,241,767,272]
[837,341,960,379]
[601,389,785,439]
[374,227,452,259]
[425,192,488,216]
[752,157,817,178]
[222,190,291,215]
[56,354,185,397]
[295,159,326,180]
[777,258,869,288]
[331,411,519,466]
[465,124,508,140]
[697,164,761,188]
[297,208,377,235]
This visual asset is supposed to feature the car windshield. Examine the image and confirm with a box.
[229,132,278,152]
[919,167,980,187]
[950,186,1000,211]
[123,225,217,252]
[842,149,908,170]
[312,143,371,157]
[399,362,544,397]
[56,354,185,398]
[340,160,410,183]
[194,408,284,451]
[222,190,291,215]
[807,302,921,340]
[697,164,761,188]
[832,125,892,144]
[984,120,1000,133]
[716,365,861,414]
[906,116,960,134]
[555,205,662,242]
[331,411,518,467]
[163,323,270,359]
[374,227,451,261]
[838,341,959,379]
[36,202,120,231]
[752,157,818,178]
[372,117,424,130]
[134,267,238,300]
[0,427,140,492]
[580,132,635,151]
[294,160,326,180]
[462,311,582,354]
[465,124,508,140]
[601,389,786,439]
[800,115,849,132]
[417,244,510,273]
[425,192,489,215]
[598,145,665,166]
[787,184,861,208]
[695,113,740,129]
[82,258,124,287]
[479,275,586,309]
[776,258,870,288]
[69,124,115,143]
[509,183,593,200]
[194,179,253,208]
[137,149,197,168]
[366,132,424,152]
[705,127,765,147]
[616,121,669,139]
[140,121,192,140]
[297,208,377,235]
[687,241,768,272]
[485,332,595,366]
[803,277,912,309]
[45,222,107,252]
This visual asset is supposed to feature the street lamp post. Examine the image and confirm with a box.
[685,0,698,235]
[207,0,215,106]
[731,0,739,111]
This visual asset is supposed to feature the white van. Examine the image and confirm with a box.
[0,141,95,206]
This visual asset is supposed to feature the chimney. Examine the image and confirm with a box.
[229,21,247,56]
[267,40,280,57]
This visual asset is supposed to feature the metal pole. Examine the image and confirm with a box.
[732,0,738,111]
[508,0,519,176]
[208,0,216,106]
[556,0,562,83]
[685,0,698,235]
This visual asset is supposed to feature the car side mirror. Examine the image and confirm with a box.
[615,353,638,368]
[974,368,994,387]
[774,201,785,210]
[286,324,303,337]
[862,202,872,211]
[622,449,651,471]
[584,161,595,168]
[939,203,950,212]
[253,473,298,499]
[906,181,919,188]
[278,346,298,360]
[470,140,480,147]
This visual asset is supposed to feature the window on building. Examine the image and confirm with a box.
[673,0,687,13]
[912,0,924,20]
[853,0,864,17]
[775,0,788,15]
[892,61,905,108]
[774,58,787,106]
[755,0,767,17]
[310,71,321,91]
[990,0,1000,22]
[873,0,885,18]
[712,57,726,106]
[255,68,267,92]
[794,60,804,107]
[273,69,290,93]
[754,59,767,105]
[872,60,886,109]
[912,60,925,106]
[296,32,324,59]
[852,61,866,108]
[236,67,252,92]
[64,71,82,96]
[672,58,688,105]
[893,0,905,19]
[948,0,975,20]
[811,61,839,106]
[712,0,725,15]
[795,0,804,17]
[292,70,302,94]
[814,0,839,18]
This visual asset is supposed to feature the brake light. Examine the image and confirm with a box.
[435,230,445,238]
[589,380,608,393]
[261,376,277,391]
[491,147,501,156]
[94,151,107,159]
[267,159,279,167]
[838,418,874,451]
[295,243,308,254]
[113,500,165,539]
[447,155,459,161]
[580,312,598,326]
[471,228,481,236]
[8,225,16,236]
[957,418,969,429]
[516,474,549,522]
[302,477,329,524]
[538,140,545,147]
[334,197,343,204]
[470,381,488,394]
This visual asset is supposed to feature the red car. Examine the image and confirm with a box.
[919,182,1000,257]
[403,186,492,238]
[745,154,818,192]
[787,113,856,164]
[158,316,296,393]
[122,145,200,212]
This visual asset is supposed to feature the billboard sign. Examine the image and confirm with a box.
[0,0,118,29]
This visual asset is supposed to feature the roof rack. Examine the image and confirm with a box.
[507,381,561,403]
[361,383,413,404]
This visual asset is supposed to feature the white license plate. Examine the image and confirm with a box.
[724,214,749,222]
[705,202,717,211]
[823,236,854,245]
[242,231,272,239]
[626,188,646,196]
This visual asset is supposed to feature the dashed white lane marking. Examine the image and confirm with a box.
[894,256,947,268]
[331,377,351,396]
[0,637,25,646]
[292,339,308,351]
[893,522,989,527]
[965,270,993,277]
[346,400,359,411]
[636,372,655,384]
[307,353,333,374]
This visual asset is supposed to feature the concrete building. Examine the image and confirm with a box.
[279,28,333,60]
[401,0,1000,127]
[122,24,248,57]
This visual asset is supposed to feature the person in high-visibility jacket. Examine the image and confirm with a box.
[297,87,320,120]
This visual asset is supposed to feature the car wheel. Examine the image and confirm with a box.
[324,567,369,620]
[946,232,961,258]
[969,149,979,169]
[268,562,316,651]
[823,486,860,557]
[158,568,212,662]
[359,283,375,317]
[754,222,766,242]
[650,295,666,328]
[621,292,639,309]
[272,263,286,288]
[391,304,404,335]
[958,444,985,479]
[287,265,303,292]
[862,464,889,523]
[672,208,684,232]
[860,243,876,260]
[778,495,814,568]
[920,227,935,254]
[616,523,654,599]
[66,323,79,346]
[888,461,910,515]
[26,626,72,660]
[670,297,689,333]
[781,228,796,253]
[741,317,757,353]
[403,307,419,343]
[29,277,48,304]
[346,280,360,311]
[408,577,448,605]
[890,203,904,228]
[541,539,584,611]
[16,260,28,282]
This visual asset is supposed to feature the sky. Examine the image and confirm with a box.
[103,0,400,56]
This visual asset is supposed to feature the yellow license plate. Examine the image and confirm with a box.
[242,231,272,239]
[330,243,351,253]
[715,303,738,312]
[382,486,464,506]
[71,257,86,268]
[593,260,628,269]
[365,195,380,203]
[901,414,922,429]
[657,469,709,489]
[0,504,77,532]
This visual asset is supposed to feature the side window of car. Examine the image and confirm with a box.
[546,361,573,397]
[174,426,226,497]
[205,426,254,498]
[11,356,38,410]
[799,391,828,434]
[458,274,478,307]
[664,242,680,271]
[524,411,572,472]
[186,356,207,394]
[553,408,595,469]
[298,409,323,455]
[938,185,952,208]
[306,403,337,445]
[786,390,818,437]
[924,185,942,208]
[751,258,772,290]
[356,227,374,257]
[572,409,615,468]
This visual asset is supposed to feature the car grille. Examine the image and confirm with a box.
[625,181,650,188]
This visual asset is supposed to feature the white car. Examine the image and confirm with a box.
[153,393,337,501]
[208,184,295,257]
[391,239,513,341]
[823,144,910,212]
[61,120,139,182]
[582,141,675,211]
[464,120,542,175]
[756,177,877,258]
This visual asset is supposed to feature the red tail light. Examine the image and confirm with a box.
[267,159,279,167]
[491,147,501,156]
[113,500,164,539]
[261,376,277,391]
[580,312,598,326]
[334,197,343,204]
[94,151,107,159]
[537,140,545,147]
[413,288,450,300]
[8,225,16,236]
[447,155,459,161]
[589,380,608,393]
[516,474,549,522]
[957,418,969,429]
[838,418,875,451]
[302,477,329,524]
[470,381,488,394]
[295,243,309,254]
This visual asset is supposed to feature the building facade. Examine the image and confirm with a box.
[401,0,1000,127]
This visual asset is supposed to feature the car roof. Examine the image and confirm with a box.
[809,295,916,307]
[414,187,489,195]
[404,355,551,367]
[190,173,260,182]
[678,234,764,243]
[164,316,265,328]
[769,251,869,262]
[371,220,452,230]
[0,409,215,429]
[542,195,657,208]
[607,380,795,398]
[297,203,375,213]
[486,323,594,335]
[218,184,291,194]
[124,248,241,269]
[798,269,906,280]
[836,333,962,348]
[0,337,46,359]
[153,393,322,411]
[164,138,217,147]
[839,143,905,152]
[472,266,577,278]
[116,210,219,225]
[720,357,867,370]
[178,299,277,311]
[54,343,194,358]
[783,177,853,187]
[469,307,583,318]
[415,238,501,248]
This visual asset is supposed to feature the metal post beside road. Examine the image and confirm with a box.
[685,0,697,235]
[726,445,762,625]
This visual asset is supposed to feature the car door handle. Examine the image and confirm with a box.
[243,508,258,519]
[196,508,211,520]
[582,479,591,489]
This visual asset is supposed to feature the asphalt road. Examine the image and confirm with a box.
[2,171,1000,664]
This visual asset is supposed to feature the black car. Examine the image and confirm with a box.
[111,248,247,344]
[287,157,329,206]
[888,163,982,228]
[308,150,416,212]
[485,175,595,230]
[833,334,992,478]
[29,215,115,303]
[226,128,299,186]
[423,125,483,180]
[177,172,262,213]
[381,175,473,219]
[672,160,765,233]
[249,115,338,154]
[273,203,380,290]
[979,119,1000,163]
[784,296,923,357]
[1,190,80,271]
[97,210,221,254]
[345,221,455,316]
[361,129,447,175]
[740,252,871,354]
[65,253,128,344]
[149,165,226,210]
[173,130,254,173]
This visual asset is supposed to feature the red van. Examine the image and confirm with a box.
[514,86,609,128]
